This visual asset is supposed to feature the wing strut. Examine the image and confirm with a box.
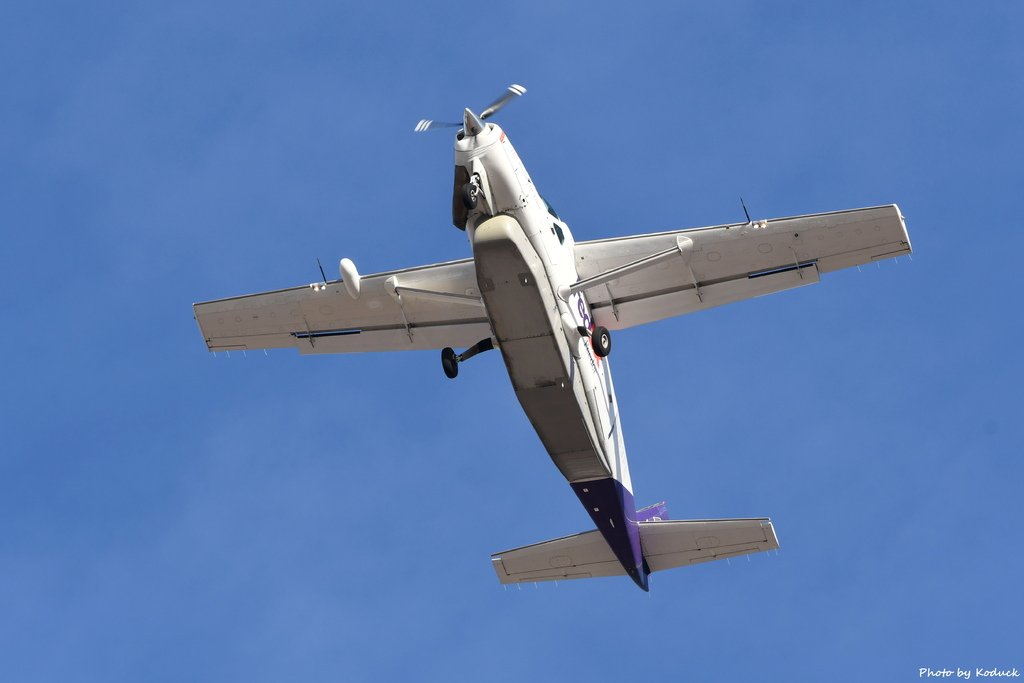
[382,275,487,344]
[559,235,696,300]
[384,277,414,343]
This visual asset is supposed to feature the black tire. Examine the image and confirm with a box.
[441,347,459,379]
[460,183,478,210]
[592,326,612,358]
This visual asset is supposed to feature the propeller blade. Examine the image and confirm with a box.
[413,119,461,133]
[479,83,527,120]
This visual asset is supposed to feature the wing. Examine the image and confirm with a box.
[193,257,491,354]
[574,204,912,330]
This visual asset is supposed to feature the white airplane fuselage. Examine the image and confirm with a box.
[453,120,649,590]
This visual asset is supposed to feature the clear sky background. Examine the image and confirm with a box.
[2,2,1022,681]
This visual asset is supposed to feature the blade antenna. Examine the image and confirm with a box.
[317,258,328,286]
[740,197,752,224]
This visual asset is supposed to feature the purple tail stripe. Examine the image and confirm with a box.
[570,478,649,591]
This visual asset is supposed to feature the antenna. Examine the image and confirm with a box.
[309,258,329,292]
[740,197,752,224]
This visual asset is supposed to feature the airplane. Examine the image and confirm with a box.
[193,84,912,591]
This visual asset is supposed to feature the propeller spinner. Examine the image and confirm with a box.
[414,83,527,134]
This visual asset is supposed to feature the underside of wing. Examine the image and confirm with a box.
[193,257,492,354]
[574,204,911,330]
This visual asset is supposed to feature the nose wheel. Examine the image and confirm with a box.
[441,338,495,379]
[460,183,478,210]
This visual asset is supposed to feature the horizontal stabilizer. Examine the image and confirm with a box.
[492,529,624,583]
[639,518,778,572]
[491,517,778,585]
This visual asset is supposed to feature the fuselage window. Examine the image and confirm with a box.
[553,222,565,244]
[541,195,560,220]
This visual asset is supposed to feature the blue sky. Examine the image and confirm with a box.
[2,2,1022,681]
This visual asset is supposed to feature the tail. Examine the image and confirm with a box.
[491,512,778,588]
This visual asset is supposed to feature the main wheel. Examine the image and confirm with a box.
[592,326,612,358]
[460,182,478,210]
[441,347,459,379]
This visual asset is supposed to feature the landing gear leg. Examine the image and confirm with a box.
[441,338,495,379]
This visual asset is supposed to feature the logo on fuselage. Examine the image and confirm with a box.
[570,290,609,382]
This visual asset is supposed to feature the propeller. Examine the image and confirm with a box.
[413,119,461,133]
[480,83,527,120]
[414,83,527,133]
